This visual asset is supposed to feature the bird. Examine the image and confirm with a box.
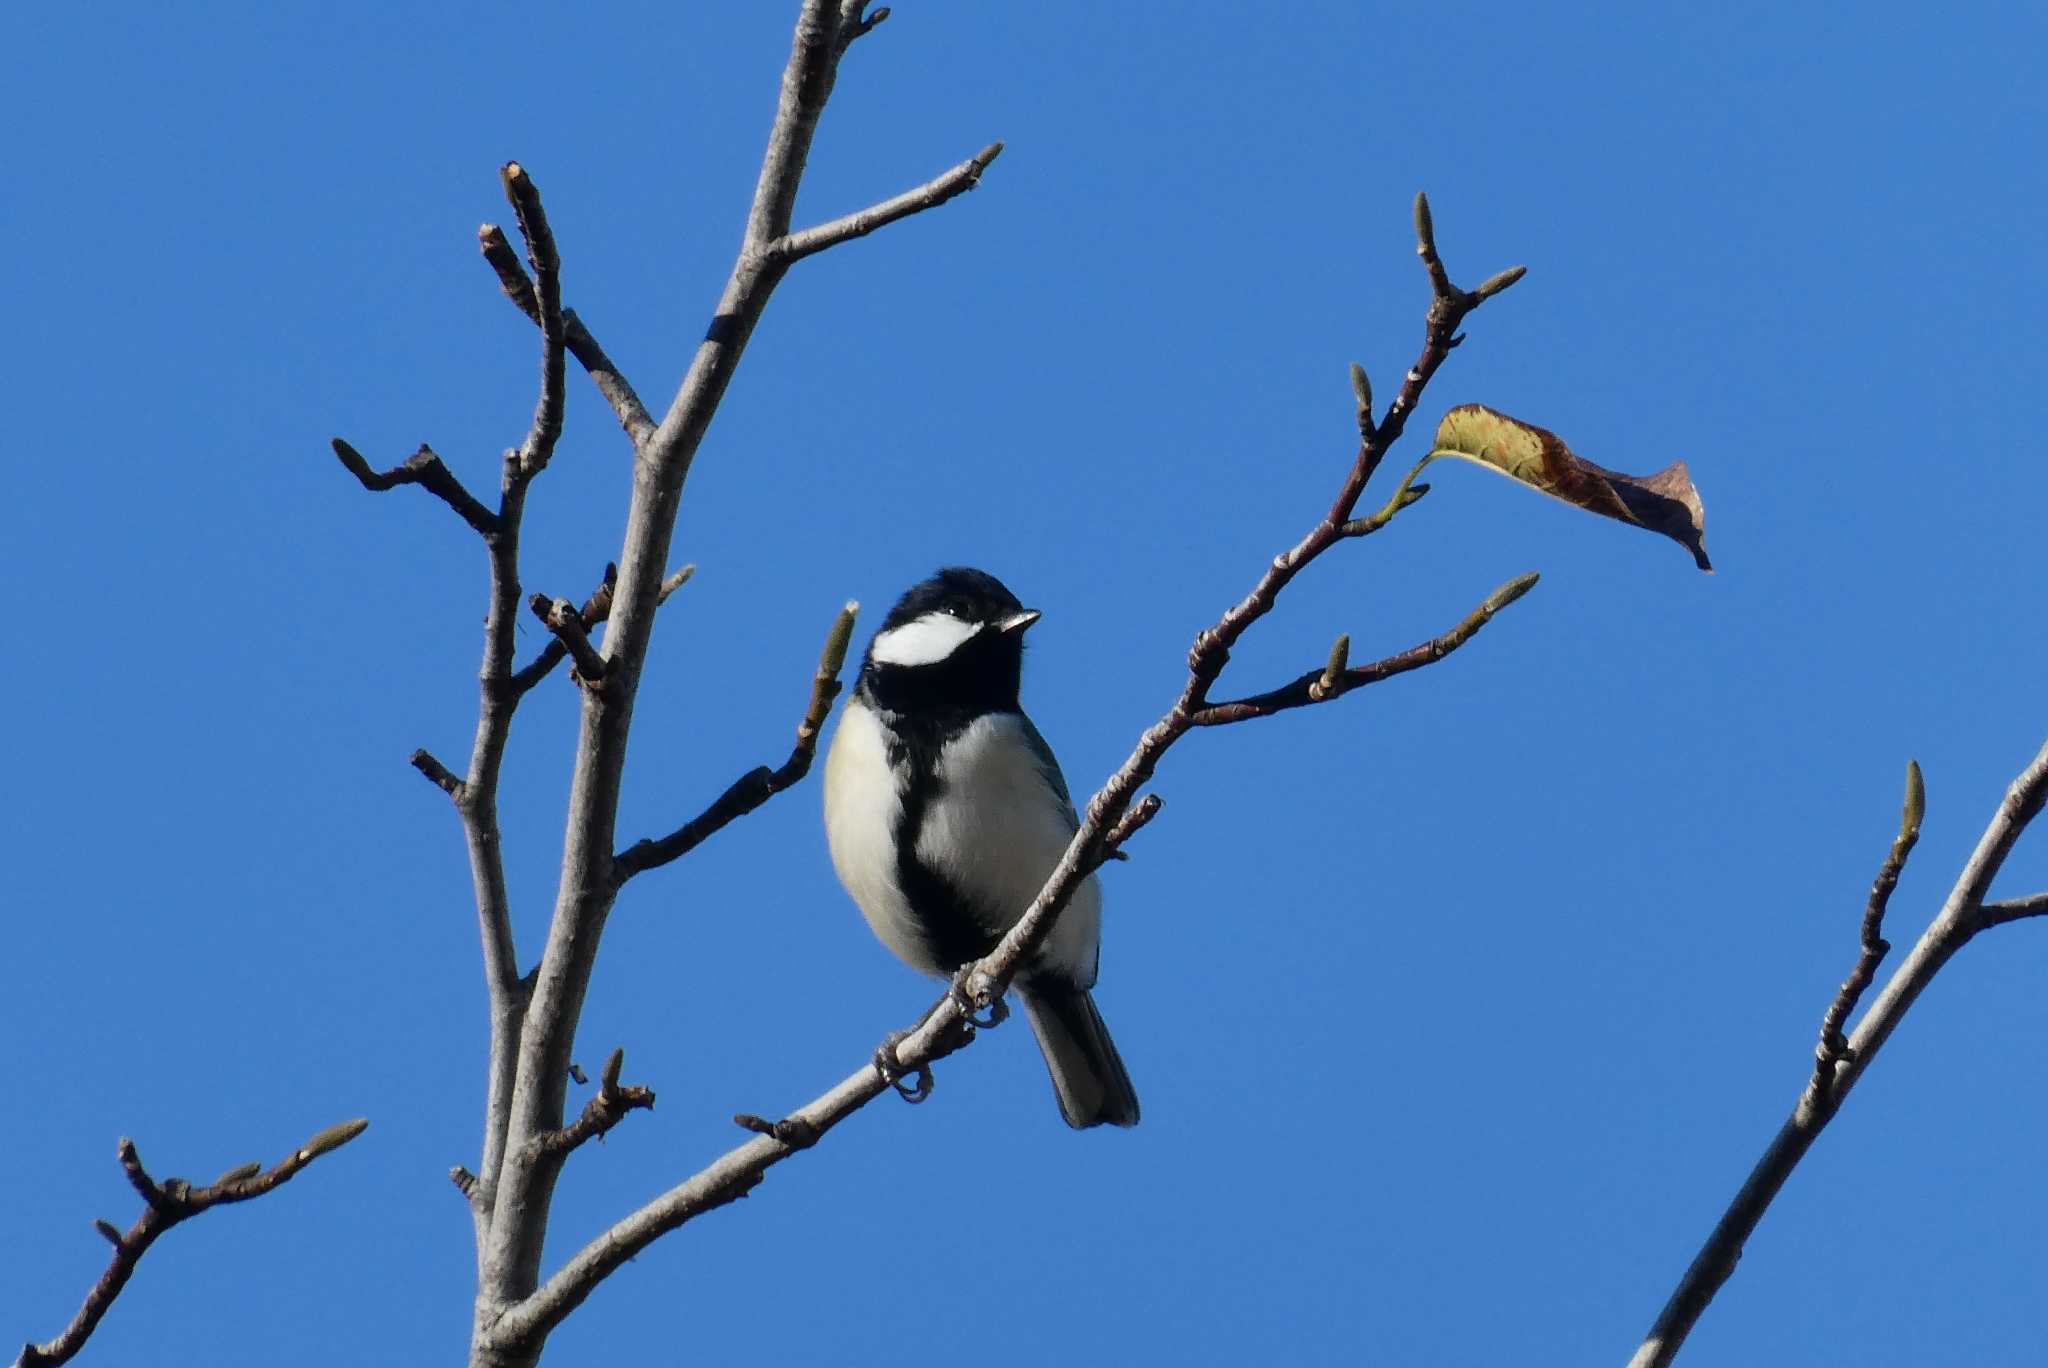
[822,567,1139,1129]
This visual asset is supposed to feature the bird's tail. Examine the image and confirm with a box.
[1018,984,1140,1129]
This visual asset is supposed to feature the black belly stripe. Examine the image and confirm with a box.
[884,702,1011,972]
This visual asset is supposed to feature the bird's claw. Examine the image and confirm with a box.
[873,1029,934,1104]
[948,965,1008,1031]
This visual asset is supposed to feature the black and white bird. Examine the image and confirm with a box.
[823,567,1139,1129]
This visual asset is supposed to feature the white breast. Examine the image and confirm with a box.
[823,699,936,972]
[916,713,1102,988]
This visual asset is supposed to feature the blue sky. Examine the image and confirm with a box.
[5,3,2046,1365]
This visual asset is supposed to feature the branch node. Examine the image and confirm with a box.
[451,1166,479,1198]
[528,594,609,683]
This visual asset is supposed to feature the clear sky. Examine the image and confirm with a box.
[6,4,2046,1365]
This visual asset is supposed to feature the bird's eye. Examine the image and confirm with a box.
[943,599,968,618]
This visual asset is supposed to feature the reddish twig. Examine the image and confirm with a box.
[613,602,858,883]
[1191,571,1539,725]
[1810,761,1924,1094]
[16,1121,368,1368]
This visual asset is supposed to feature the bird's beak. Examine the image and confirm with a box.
[997,609,1042,636]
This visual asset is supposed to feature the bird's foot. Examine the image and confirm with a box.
[873,1029,934,1104]
[948,965,1009,1031]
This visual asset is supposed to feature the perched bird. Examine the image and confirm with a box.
[823,567,1139,1129]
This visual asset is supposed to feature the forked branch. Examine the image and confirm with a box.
[479,224,654,447]
[1630,738,2048,1368]
[15,1121,368,1368]
[486,194,1534,1350]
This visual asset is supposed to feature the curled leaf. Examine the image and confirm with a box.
[1430,404,1711,571]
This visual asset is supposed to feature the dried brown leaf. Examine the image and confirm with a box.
[1430,404,1711,570]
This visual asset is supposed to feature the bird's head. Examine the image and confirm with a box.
[860,566,1040,714]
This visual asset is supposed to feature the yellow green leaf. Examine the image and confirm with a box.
[1430,404,1711,571]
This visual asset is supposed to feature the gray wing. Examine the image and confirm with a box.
[1016,713,1081,833]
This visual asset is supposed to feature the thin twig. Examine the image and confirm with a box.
[478,224,654,446]
[1810,761,1924,1094]
[769,142,1004,263]
[486,194,1529,1350]
[528,1049,655,1159]
[15,1122,368,1368]
[329,439,498,537]
[501,164,566,478]
[509,564,692,698]
[1099,794,1163,861]
[613,602,858,883]
[1630,738,2048,1368]
[1191,572,1539,725]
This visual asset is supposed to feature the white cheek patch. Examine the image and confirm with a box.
[871,611,982,667]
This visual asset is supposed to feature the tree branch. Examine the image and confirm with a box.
[527,594,609,685]
[486,193,1528,1348]
[473,7,997,1354]
[613,602,858,883]
[509,564,693,699]
[15,1121,368,1368]
[527,1049,655,1160]
[329,439,498,538]
[500,164,566,479]
[768,142,1003,264]
[1983,889,2048,927]
[1189,570,1539,725]
[479,224,654,447]
[1810,761,1923,1092]
[1630,737,2048,1368]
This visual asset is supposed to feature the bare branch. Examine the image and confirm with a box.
[1983,889,2048,927]
[527,594,609,685]
[1099,793,1163,861]
[500,164,566,479]
[769,142,1004,264]
[16,1122,367,1368]
[613,602,858,883]
[528,1049,656,1160]
[509,564,693,699]
[487,196,1532,1345]
[1810,761,1924,1092]
[1631,737,2048,1368]
[479,224,654,447]
[329,438,498,538]
[1191,571,1539,726]
[410,748,465,799]
[476,1,927,1333]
